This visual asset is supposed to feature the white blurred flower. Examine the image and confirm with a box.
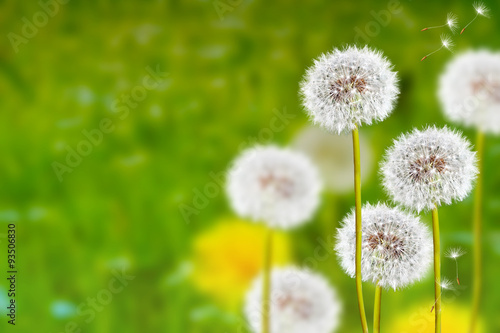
[381,126,477,212]
[439,50,500,134]
[244,267,341,333]
[336,203,433,290]
[226,146,322,229]
[300,45,399,134]
[291,126,373,193]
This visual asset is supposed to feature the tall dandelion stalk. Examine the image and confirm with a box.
[301,45,399,333]
[373,283,382,333]
[431,206,441,331]
[381,127,478,333]
[352,126,368,331]
[470,131,484,332]
[261,229,273,333]
[226,146,322,333]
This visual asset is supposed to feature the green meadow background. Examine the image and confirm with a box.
[0,0,499,332]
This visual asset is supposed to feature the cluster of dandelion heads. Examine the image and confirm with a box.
[381,126,478,212]
[244,267,341,333]
[300,45,399,134]
[226,146,322,229]
[335,203,433,290]
[439,50,500,134]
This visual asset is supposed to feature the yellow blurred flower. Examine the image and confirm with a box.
[389,302,483,333]
[191,218,291,310]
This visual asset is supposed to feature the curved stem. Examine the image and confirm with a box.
[432,206,441,333]
[353,127,369,333]
[374,283,382,333]
[262,228,273,333]
[470,131,484,333]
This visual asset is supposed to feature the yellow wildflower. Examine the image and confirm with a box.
[191,218,291,310]
[389,302,483,333]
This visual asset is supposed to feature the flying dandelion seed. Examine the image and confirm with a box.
[421,34,454,62]
[461,2,490,35]
[421,12,458,33]
[445,247,466,285]
[430,277,455,312]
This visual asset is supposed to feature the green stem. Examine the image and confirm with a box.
[470,131,484,333]
[374,283,382,333]
[262,228,273,333]
[432,206,441,333]
[353,127,369,333]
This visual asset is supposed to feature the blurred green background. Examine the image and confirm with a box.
[0,0,499,332]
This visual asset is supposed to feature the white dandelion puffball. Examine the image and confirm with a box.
[291,125,374,193]
[439,50,500,134]
[300,45,399,134]
[336,203,433,290]
[244,267,341,333]
[381,126,477,212]
[226,146,322,229]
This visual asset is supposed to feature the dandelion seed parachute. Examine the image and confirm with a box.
[226,146,322,229]
[420,34,454,62]
[439,50,500,134]
[381,126,478,212]
[300,45,399,134]
[445,247,466,259]
[244,267,342,333]
[461,2,490,34]
[421,12,458,33]
[335,203,433,290]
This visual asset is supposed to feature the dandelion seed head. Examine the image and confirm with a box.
[381,126,478,212]
[244,267,342,333]
[440,277,455,290]
[439,50,500,134]
[474,1,489,17]
[441,34,454,51]
[336,203,433,290]
[446,13,458,32]
[226,146,322,229]
[300,45,399,134]
[445,247,466,259]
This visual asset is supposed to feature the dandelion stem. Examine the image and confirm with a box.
[262,228,273,333]
[470,131,484,333]
[353,126,369,333]
[461,14,478,34]
[421,46,444,61]
[455,258,460,285]
[432,206,441,333]
[374,283,382,333]
[421,24,447,31]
